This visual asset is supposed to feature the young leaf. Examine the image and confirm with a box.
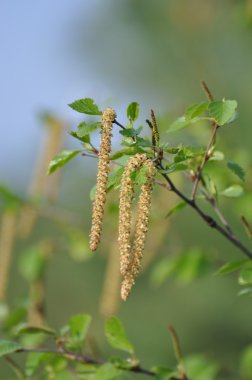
[95,363,121,380]
[167,116,211,133]
[185,102,208,119]
[69,314,91,343]
[238,287,252,296]
[120,126,143,138]
[25,353,46,376]
[0,340,22,357]
[19,246,46,283]
[208,150,225,161]
[238,268,252,285]
[185,354,219,380]
[240,345,252,378]
[76,122,101,137]
[68,98,101,115]
[16,325,56,337]
[165,202,187,218]
[227,160,245,182]
[208,99,237,126]
[221,184,244,198]
[127,102,139,122]
[105,316,134,355]
[47,150,82,175]
[215,259,249,275]
[151,366,177,380]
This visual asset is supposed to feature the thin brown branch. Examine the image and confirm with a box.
[15,347,179,378]
[191,81,218,200]
[191,122,218,200]
[158,165,252,261]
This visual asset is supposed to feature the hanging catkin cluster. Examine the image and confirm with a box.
[118,153,156,301]
[89,107,116,251]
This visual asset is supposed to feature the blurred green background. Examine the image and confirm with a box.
[1,1,252,379]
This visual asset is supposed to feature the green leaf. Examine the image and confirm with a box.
[0,340,22,357]
[238,287,252,296]
[239,268,252,285]
[26,352,45,376]
[240,345,252,378]
[151,366,177,380]
[185,354,219,380]
[215,260,248,275]
[105,317,134,355]
[95,363,121,380]
[167,116,211,133]
[0,185,22,209]
[110,147,139,160]
[127,102,139,122]
[221,184,244,198]
[68,98,101,115]
[165,202,187,218]
[185,102,208,119]
[19,246,46,283]
[16,324,56,337]
[107,168,125,190]
[47,150,81,175]
[227,160,245,182]
[69,314,91,343]
[76,122,101,137]
[120,126,142,138]
[208,99,238,126]
[70,130,91,144]
[208,150,225,161]
[131,165,149,186]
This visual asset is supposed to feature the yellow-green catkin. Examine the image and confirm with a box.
[118,153,147,276]
[89,107,116,251]
[119,154,156,301]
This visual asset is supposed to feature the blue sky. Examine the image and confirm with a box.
[0,1,114,189]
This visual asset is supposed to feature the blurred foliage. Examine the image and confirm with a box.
[2,1,252,379]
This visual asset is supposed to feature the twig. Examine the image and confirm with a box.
[158,165,252,260]
[15,347,180,378]
[113,119,126,130]
[191,123,218,200]
[191,81,218,200]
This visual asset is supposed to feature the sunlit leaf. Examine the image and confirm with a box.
[68,98,101,115]
[208,99,237,126]
[105,317,134,355]
[215,259,248,275]
[221,184,244,198]
[227,160,245,182]
[68,314,91,343]
[95,363,121,380]
[208,150,225,161]
[167,116,211,133]
[76,122,101,137]
[47,150,81,175]
[127,102,139,122]
[238,268,252,285]
[185,354,219,380]
[185,102,208,119]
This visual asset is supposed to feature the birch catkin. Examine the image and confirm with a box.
[89,107,116,251]
[118,153,147,276]
[118,154,156,301]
